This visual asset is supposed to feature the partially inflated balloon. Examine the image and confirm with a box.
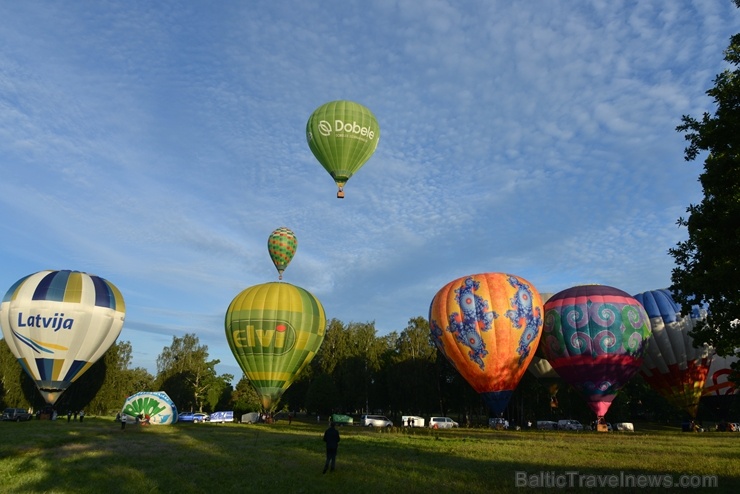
[225,282,325,411]
[306,100,380,198]
[0,270,125,405]
[122,391,178,425]
[633,289,712,418]
[539,285,651,419]
[429,273,543,415]
[268,227,297,280]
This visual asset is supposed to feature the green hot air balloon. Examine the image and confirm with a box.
[268,227,297,280]
[225,282,326,411]
[306,100,380,198]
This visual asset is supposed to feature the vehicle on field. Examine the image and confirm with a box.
[429,417,458,429]
[210,411,234,423]
[536,420,558,430]
[241,412,261,424]
[330,414,354,426]
[2,408,33,422]
[401,415,425,427]
[361,414,393,427]
[557,419,584,431]
[614,422,635,432]
[193,413,209,423]
[178,412,195,423]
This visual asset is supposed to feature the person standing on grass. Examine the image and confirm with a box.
[322,421,340,474]
[121,414,127,430]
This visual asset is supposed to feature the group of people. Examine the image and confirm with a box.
[66,410,85,422]
[116,412,149,429]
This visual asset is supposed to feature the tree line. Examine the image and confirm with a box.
[2,316,735,425]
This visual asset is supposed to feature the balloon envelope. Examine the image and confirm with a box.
[633,289,712,418]
[429,273,543,415]
[122,391,178,425]
[306,100,380,198]
[539,284,651,418]
[0,270,125,405]
[268,227,297,280]
[703,353,739,397]
[225,282,326,411]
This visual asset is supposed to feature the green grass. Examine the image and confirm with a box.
[0,418,738,493]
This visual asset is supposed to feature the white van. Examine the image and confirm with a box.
[361,414,393,427]
[429,417,458,429]
[401,415,425,427]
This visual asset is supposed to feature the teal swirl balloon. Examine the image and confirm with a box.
[538,284,651,419]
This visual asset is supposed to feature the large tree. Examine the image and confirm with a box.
[671,6,740,362]
[155,333,231,412]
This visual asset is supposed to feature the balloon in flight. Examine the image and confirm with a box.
[306,100,380,198]
[0,270,126,405]
[632,289,713,418]
[268,227,297,280]
[429,273,543,416]
[225,282,326,411]
[539,284,651,419]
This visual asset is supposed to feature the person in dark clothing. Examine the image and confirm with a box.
[322,421,340,473]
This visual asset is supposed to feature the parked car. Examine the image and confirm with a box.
[489,417,509,429]
[557,419,584,431]
[2,408,33,422]
[361,414,393,427]
[193,413,209,423]
[536,420,558,430]
[614,422,635,432]
[178,412,195,423]
[429,417,459,429]
[330,414,354,426]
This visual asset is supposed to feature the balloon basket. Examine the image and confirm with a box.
[336,190,345,199]
[597,423,609,432]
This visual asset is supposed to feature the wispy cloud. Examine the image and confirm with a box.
[1,0,736,375]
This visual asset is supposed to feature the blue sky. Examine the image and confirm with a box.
[1,1,738,378]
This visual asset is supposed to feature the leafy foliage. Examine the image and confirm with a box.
[671,18,740,363]
[155,333,232,413]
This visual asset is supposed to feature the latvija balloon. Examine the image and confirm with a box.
[306,100,380,198]
[225,282,325,411]
[0,270,125,405]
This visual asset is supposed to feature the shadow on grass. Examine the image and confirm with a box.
[0,419,738,493]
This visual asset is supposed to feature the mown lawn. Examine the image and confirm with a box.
[0,417,738,493]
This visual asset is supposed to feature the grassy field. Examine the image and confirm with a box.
[0,417,738,493]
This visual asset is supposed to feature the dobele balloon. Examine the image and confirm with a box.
[0,270,125,405]
[633,289,713,418]
[268,227,297,280]
[539,285,651,419]
[306,100,380,198]
[225,282,326,411]
[429,273,543,415]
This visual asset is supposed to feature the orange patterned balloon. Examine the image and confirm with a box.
[429,273,543,415]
